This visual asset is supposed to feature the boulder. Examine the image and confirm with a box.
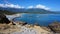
[0,14,10,24]
[48,22,60,33]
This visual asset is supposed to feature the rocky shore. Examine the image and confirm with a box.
[0,14,60,34]
[0,23,52,34]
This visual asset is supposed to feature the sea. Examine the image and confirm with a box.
[13,13,60,26]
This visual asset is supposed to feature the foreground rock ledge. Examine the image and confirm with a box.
[48,22,60,33]
[0,23,54,34]
[0,24,20,34]
[0,14,10,24]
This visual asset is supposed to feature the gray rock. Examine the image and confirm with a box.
[48,22,60,33]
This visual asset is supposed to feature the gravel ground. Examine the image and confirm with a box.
[11,26,38,34]
[11,25,54,34]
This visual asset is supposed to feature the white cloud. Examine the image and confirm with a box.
[27,4,50,10]
[0,4,5,7]
[27,6,33,8]
[35,4,50,10]
[0,4,24,8]
[0,3,50,10]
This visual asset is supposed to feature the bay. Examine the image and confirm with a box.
[13,13,60,26]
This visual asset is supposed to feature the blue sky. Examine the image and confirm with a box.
[0,0,60,11]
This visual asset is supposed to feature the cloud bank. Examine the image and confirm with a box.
[0,3,50,10]
[35,4,50,10]
[0,4,24,8]
[27,6,33,9]
[27,4,50,10]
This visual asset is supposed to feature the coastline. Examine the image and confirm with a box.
[0,13,59,34]
[0,13,52,34]
[6,13,22,21]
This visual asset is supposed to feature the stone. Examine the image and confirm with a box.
[0,14,10,24]
[48,22,60,33]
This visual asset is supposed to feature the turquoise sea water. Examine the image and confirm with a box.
[13,13,60,26]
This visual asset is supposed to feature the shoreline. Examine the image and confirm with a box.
[0,13,59,34]
[6,13,22,21]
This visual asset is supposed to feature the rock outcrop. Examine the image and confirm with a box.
[0,14,10,24]
[48,22,60,33]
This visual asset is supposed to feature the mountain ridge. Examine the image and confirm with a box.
[0,7,60,14]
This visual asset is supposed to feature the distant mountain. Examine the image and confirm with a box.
[0,7,26,13]
[25,8,54,14]
[0,10,16,15]
[0,7,60,14]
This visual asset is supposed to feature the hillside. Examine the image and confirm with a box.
[0,10,16,15]
[0,7,60,14]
